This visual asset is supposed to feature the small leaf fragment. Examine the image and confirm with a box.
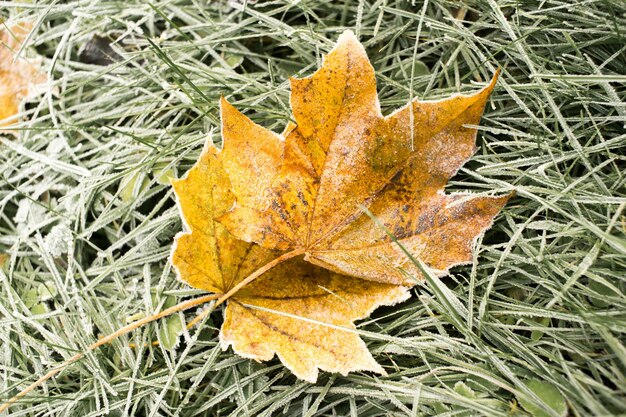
[148,295,186,349]
[518,379,567,417]
[160,315,185,349]
[37,280,57,301]
[152,161,177,185]
[454,381,477,398]
[119,171,150,202]
[530,317,551,341]
[0,22,47,130]
[30,303,48,315]
[22,288,38,308]
[589,280,617,308]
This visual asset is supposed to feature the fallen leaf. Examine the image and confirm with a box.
[172,144,409,382]
[172,30,510,382]
[218,30,511,285]
[0,22,47,130]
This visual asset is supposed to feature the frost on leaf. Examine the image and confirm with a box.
[172,145,409,382]
[0,22,47,131]
[218,30,511,285]
[171,30,510,382]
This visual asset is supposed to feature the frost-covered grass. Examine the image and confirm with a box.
[1,1,625,416]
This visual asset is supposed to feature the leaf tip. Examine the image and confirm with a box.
[492,189,515,206]
[485,68,501,94]
[219,95,231,112]
[334,29,366,55]
[337,29,358,43]
[168,176,181,188]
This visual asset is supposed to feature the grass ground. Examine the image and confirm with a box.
[1,1,625,416]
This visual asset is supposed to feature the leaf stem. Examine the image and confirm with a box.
[215,248,305,307]
[186,248,305,329]
[0,248,304,412]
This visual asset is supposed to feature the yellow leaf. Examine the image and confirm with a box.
[218,30,511,285]
[0,22,47,130]
[172,144,409,382]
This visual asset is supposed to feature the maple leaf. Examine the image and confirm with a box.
[218,30,511,285]
[0,22,46,130]
[171,144,410,382]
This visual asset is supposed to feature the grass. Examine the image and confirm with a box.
[1,0,625,416]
